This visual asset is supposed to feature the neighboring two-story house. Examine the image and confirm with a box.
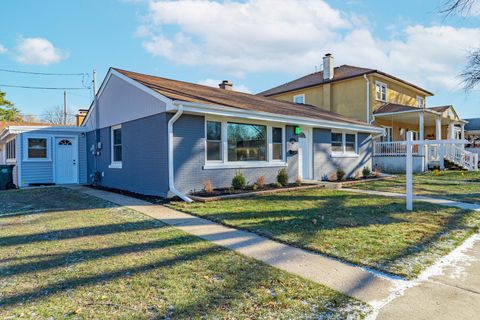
[260,54,472,172]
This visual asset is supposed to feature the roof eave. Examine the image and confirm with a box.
[170,100,384,134]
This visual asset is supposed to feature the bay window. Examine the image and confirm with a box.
[331,132,357,156]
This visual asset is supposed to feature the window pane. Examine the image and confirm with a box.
[331,133,343,152]
[345,134,356,152]
[273,143,282,160]
[207,121,221,140]
[227,123,266,161]
[113,129,122,145]
[114,145,122,162]
[294,95,304,104]
[28,138,47,158]
[207,141,221,161]
[272,127,282,143]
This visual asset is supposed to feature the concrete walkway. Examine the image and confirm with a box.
[342,188,480,211]
[376,232,480,320]
[69,185,403,304]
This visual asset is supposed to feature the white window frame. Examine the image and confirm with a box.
[375,81,387,102]
[109,124,122,169]
[293,94,305,104]
[331,131,358,158]
[23,134,51,162]
[204,116,287,169]
[381,126,393,142]
[416,96,425,109]
[5,138,16,161]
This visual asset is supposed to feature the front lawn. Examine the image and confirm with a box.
[0,188,368,319]
[168,188,480,279]
[351,171,480,204]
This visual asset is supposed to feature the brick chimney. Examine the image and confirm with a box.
[218,80,233,90]
[76,109,88,126]
[323,53,334,81]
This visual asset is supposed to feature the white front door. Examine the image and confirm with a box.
[298,128,312,180]
[55,137,78,184]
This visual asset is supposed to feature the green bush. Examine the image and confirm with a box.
[274,182,282,188]
[277,168,289,186]
[232,171,246,189]
[336,167,346,181]
[252,184,258,191]
[362,166,371,178]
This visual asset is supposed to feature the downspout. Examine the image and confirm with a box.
[363,74,370,124]
[168,105,193,203]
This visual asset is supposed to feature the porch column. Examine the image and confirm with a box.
[448,121,455,140]
[436,117,442,140]
[461,123,465,141]
[419,112,426,170]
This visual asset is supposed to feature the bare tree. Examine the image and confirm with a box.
[42,105,75,125]
[441,0,480,90]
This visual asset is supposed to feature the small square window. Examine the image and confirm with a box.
[293,94,305,104]
[375,81,387,102]
[28,138,47,159]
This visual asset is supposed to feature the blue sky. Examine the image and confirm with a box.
[1,0,479,119]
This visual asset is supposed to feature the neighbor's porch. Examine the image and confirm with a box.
[371,106,476,172]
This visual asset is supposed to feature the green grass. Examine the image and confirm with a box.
[168,188,480,279]
[351,171,480,204]
[0,188,369,319]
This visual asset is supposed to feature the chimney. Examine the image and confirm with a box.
[323,53,334,81]
[76,109,88,126]
[219,80,233,90]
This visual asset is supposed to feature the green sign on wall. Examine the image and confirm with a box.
[294,126,301,135]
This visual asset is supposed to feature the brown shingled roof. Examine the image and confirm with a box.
[259,65,433,96]
[113,68,373,127]
[373,103,420,115]
[428,105,452,113]
[0,121,51,131]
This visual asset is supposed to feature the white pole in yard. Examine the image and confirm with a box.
[406,132,413,211]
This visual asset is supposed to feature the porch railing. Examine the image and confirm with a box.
[374,141,418,156]
[445,144,479,171]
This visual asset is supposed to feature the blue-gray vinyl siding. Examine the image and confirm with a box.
[18,130,87,186]
[86,113,169,197]
[86,112,373,198]
[312,129,372,180]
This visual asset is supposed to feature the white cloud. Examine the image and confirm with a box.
[14,37,67,66]
[198,78,251,93]
[138,0,480,91]
[0,44,6,54]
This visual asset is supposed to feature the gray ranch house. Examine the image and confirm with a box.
[82,68,383,201]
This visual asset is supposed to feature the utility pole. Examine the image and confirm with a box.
[63,90,67,125]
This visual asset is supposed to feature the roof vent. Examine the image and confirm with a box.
[323,53,334,81]
[219,80,233,90]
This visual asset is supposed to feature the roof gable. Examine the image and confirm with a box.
[259,65,433,97]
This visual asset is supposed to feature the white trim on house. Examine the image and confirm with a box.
[203,115,287,170]
[23,134,52,162]
[375,80,388,102]
[173,100,384,134]
[293,93,305,104]
[109,124,122,169]
[330,130,359,158]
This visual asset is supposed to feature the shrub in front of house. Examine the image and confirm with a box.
[232,171,246,189]
[256,175,265,188]
[277,168,289,187]
[274,182,282,188]
[202,180,213,193]
[373,167,382,177]
[328,171,337,182]
[362,166,371,178]
[336,167,346,181]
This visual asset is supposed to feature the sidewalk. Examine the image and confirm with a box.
[69,185,402,304]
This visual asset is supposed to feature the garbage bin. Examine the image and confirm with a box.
[0,165,16,190]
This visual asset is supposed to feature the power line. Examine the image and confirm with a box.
[0,84,90,90]
[0,68,87,76]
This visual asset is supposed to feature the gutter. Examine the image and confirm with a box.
[167,105,193,203]
[363,74,370,124]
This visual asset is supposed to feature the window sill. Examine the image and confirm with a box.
[23,158,52,162]
[108,163,123,169]
[330,153,359,158]
[203,162,287,170]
